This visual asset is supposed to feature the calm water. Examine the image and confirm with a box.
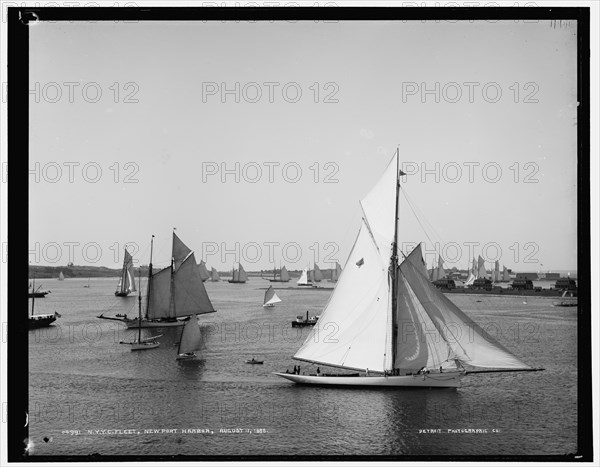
[28,277,578,457]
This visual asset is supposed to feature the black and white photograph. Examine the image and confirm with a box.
[2,2,597,464]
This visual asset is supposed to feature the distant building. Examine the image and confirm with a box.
[516,272,539,281]
[471,278,492,290]
[555,277,577,291]
[543,273,560,281]
[433,278,456,290]
[511,279,534,290]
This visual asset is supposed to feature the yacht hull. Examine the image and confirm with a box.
[125,319,185,329]
[273,371,464,388]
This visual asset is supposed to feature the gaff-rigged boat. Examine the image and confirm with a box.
[229,263,248,284]
[263,285,282,307]
[115,248,136,297]
[275,150,542,388]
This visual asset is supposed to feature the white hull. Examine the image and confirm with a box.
[125,319,185,329]
[273,371,464,388]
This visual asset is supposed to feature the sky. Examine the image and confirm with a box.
[28,19,579,272]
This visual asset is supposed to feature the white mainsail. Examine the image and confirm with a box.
[58,271,64,281]
[177,316,203,355]
[263,286,282,307]
[117,249,136,294]
[502,266,510,282]
[294,222,391,372]
[293,151,530,374]
[297,268,309,286]
[464,258,476,286]
[359,154,397,263]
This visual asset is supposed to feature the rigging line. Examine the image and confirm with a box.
[401,186,446,248]
[400,188,441,254]
[401,186,448,247]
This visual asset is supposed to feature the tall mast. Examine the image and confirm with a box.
[390,147,400,371]
[169,230,176,319]
[145,235,154,320]
[137,268,142,342]
[31,275,35,316]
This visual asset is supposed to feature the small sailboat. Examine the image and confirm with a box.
[297,268,312,287]
[229,263,248,284]
[29,277,60,329]
[491,260,501,283]
[210,267,221,282]
[120,271,161,350]
[115,248,136,297]
[270,265,290,282]
[263,286,282,307]
[198,260,210,282]
[464,258,476,286]
[58,271,64,281]
[176,315,203,360]
[83,277,91,288]
[275,150,542,388]
[329,262,342,282]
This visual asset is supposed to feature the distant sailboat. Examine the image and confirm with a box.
[297,268,312,287]
[176,315,203,360]
[270,265,290,283]
[502,266,510,282]
[464,258,477,286]
[431,257,447,282]
[58,271,64,281]
[210,267,221,282]
[329,262,342,282]
[263,285,282,307]
[198,260,210,282]
[275,150,541,388]
[229,263,248,284]
[491,260,500,283]
[477,256,487,279]
[115,248,136,297]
